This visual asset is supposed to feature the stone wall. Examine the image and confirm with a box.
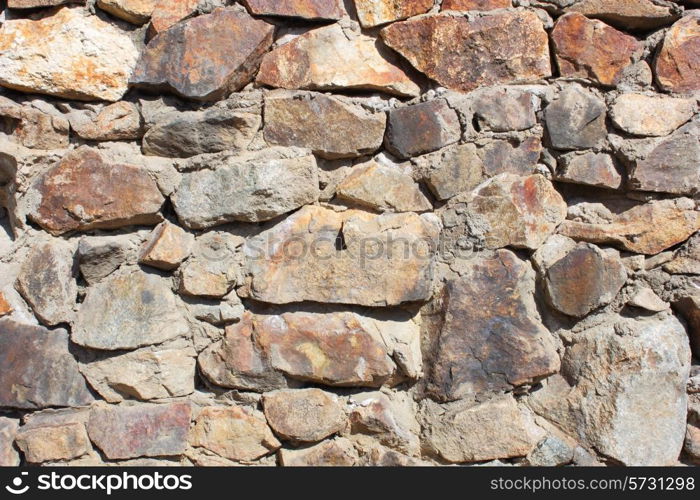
[0,0,698,467]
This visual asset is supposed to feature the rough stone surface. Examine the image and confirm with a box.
[77,236,128,285]
[354,0,433,28]
[0,96,70,149]
[0,293,11,318]
[610,93,694,137]
[263,389,346,442]
[420,143,486,201]
[655,14,700,93]
[177,232,242,298]
[555,152,623,190]
[98,0,156,24]
[8,0,85,7]
[68,102,143,141]
[139,221,194,271]
[472,87,539,132]
[545,86,607,150]
[673,295,700,359]
[16,422,90,463]
[279,437,358,466]
[566,0,679,31]
[442,0,511,10]
[148,0,198,36]
[0,418,19,466]
[243,0,346,20]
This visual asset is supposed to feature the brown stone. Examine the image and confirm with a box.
[472,87,539,132]
[68,101,143,141]
[98,0,156,24]
[16,422,90,463]
[279,437,358,466]
[0,292,11,317]
[552,13,641,86]
[132,8,275,101]
[263,389,346,443]
[0,418,19,466]
[567,0,679,31]
[0,96,70,149]
[30,148,164,235]
[354,0,433,28]
[655,13,700,93]
[664,233,700,275]
[419,143,486,201]
[148,0,198,37]
[88,403,191,460]
[243,0,346,20]
[381,11,551,92]
[177,232,243,298]
[256,23,420,98]
[139,221,194,271]
[481,137,542,177]
[442,0,511,10]
[673,295,700,359]
[555,152,623,190]
[8,0,84,7]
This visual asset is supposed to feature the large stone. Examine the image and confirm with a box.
[148,0,198,36]
[139,221,194,271]
[190,405,280,462]
[0,96,70,149]
[243,0,346,20]
[279,437,359,466]
[264,91,386,160]
[0,7,138,101]
[15,422,90,463]
[263,389,346,442]
[528,315,691,466]
[132,8,274,101]
[0,320,94,409]
[555,152,623,190]
[655,14,700,93]
[0,418,19,466]
[177,232,243,298]
[256,23,419,98]
[385,99,461,160]
[73,271,190,350]
[68,102,143,141]
[353,0,433,28]
[442,0,511,10]
[172,148,318,229]
[610,94,694,137]
[566,0,679,31]
[558,198,700,255]
[241,205,439,306]
[30,148,164,235]
[381,10,551,92]
[98,0,156,24]
[428,250,560,401]
[545,86,607,150]
[88,403,191,460]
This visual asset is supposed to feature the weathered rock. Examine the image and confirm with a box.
[655,13,700,93]
[336,161,431,212]
[148,0,198,37]
[528,315,691,466]
[472,87,539,132]
[566,0,679,31]
[279,437,359,466]
[88,403,191,460]
[419,143,486,201]
[442,0,511,10]
[132,8,274,101]
[16,422,90,463]
[171,148,319,229]
[98,0,156,24]
[558,198,700,255]
[428,250,560,401]
[8,0,84,7]
[0,96,70,149]
[353,0,433,28]
[68,102,142,141]
[0,320,94,409]
[73,271,190,350]
[242,205,440,306]
[0,418,19,466]
[551,13,640,86]
[30,148,164,235]
[381,11,551,92]
[177,232,243,298]
[15,240,77,326]
[555,152,623,190]
[243,0,346,20]
[610,93,694,137]
[385,99,461,160]
[664,233,700,275]
[0,7,138,101]
[0,292,11,318]
[256,23,420,98]
[628,287,668,312]
[143,108,261,158]
[545,86,607,150]
[673,295,700,359]
[263,389,346,442]
[687,423,700,464]
[139,221,194,271]
[480,137,542,177]
[77,235,129,285]
[191,405,280,462]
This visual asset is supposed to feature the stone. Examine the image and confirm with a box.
[139,221,194,271]
[73,271,190,350]
[8,0,84,7]
[88,403,191,460]
[264,91,386,160]
[191,405,281,462]
[241,205,440,306]
[263,389,346,442]
[480,137,542,177]
[381,10,551,92]
[132,8,274,101]
[610,93,694,137]
[686,424,700,464]
[15,422,90,463]
[68,102,143,141]
[544,242,627,317]
[428,250,560,401]
[30,148,164,235]
[171,148,319,229]
[529,315,691,466]
[353,0,433,28]
[0,292,11,317]
[655,14,700,93]
[673,295,700,358]
[419,143,485,201]
[472,87,538,132]
[0,96,70,149]
[545,86,607,150]
[551,13,640,86]
[0,320,94,409]
[664,234,700,275]
[256,23,420,98]
[0,7,138,101]
[419,396,540,463]
[336,161,432,212]
[98,0,156,24]
[555,152,623,190]
[0,418,19,466]
[558,198,700,255]
[566,0,679,31]
[80,347,196,403]
[628,287,668,312]
[77,235,129,285]
[385,100,461,160]
[148,0,198,37]
[177,232,243,297]
[442,0,511,10]
[279,437,359,466]
[15,240,77,326]
[242,0,346,20]
[143,108,261,158]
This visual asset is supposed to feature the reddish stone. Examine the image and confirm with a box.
[442,0,511,10]
[148,0,198,37]
[243,0,346,20]
[655,14,700,93]
[354,0,433,28]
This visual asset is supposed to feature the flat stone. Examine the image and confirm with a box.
[0,96,70,149]
[190,405,281,462]
[655,13,700,93]
[0,7,138,101]
[139,221,194,271]
[353,0,433,28]
[442,0,511,10]
[88,402,191,460]
[256,23,420,98]
[77,235,129,285]
[0,418,19,466]
[171,148,319,229]
[545,85,607,150]
[552,13,640,86]
[472,87,539,132]
[132,8,274,101]
[68,102,143,141]
[241,205,440,306]
[428,250,560,401]
[555,152,623,190]
[16,422,90,463]
[30,147,164,235]
[263,389,346,443]
[385,99,461,160]
[98,0,156,24]
[381,10,551,92]
[610,93,694,136]
[628,287,668,312]
[177,232,243,298]
[242,0,346,20]
[419,143,486,201]
[148,0,198,37]
[566,0,679,31]
[73,271,190,350]
[279,437,358,466]
[0,320,94,409]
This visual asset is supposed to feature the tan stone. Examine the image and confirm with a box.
[68,101,142,141]
[16,422,90,463]
[8,0,84,7]
[98,0,156,24]
[555,152,623,190]
[139,221,194,271]
[610,93,694,137]
[279,437,359,466]
[177,232,243,298]
[0,96,70,149]
[263,389,346,442]
[655,13,700,93]
[353,0,433,28]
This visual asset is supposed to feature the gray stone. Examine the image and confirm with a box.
[545,86,607,150]
[77,235,129,285]
[555,152,623,190]
[0,417,19,466]
[472,87,539,132]
[263,389,346,443]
